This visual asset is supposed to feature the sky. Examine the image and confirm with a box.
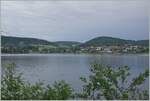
[1,0,149,42]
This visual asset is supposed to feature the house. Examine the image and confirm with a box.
[103,47,112,53]
[96,47,103,51]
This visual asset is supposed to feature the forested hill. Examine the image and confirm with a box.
[1,35,58,47]
[135,40,149,46]
[1,36,81,48]
[1,35,149,48]
[80,36,149,47]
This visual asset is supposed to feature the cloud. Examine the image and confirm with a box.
[1,0,149,42]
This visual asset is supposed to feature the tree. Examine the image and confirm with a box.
[1,63,73,100]
[1,63,149,100]
[78,63,149,100]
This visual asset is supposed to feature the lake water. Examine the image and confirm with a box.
[1,54,149,92]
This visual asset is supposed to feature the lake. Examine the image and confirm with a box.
[1,54,149,92]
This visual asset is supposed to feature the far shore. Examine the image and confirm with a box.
[1,53,149,56]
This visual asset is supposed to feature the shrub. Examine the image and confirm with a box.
[78,63,149,100]
[1,63,149,100]
[1,63,73,100]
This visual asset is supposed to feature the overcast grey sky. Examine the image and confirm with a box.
[1,0,149,42]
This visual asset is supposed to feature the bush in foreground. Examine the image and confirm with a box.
[1,63,149,100]
[1,63,73,100]
[78,63,149,100]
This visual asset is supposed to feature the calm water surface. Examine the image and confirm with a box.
[1,54,149,92]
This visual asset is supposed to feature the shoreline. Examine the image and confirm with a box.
[1,53,149,56]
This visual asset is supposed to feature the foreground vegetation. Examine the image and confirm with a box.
[1,63,149,100]
[78,63,149,100]
[1,63,73,100]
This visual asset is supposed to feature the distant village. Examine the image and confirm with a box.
[78,45,149,54]
[2,44,149,54]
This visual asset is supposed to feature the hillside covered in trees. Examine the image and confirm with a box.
[1,35,149,54]
[80,36,149,47]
